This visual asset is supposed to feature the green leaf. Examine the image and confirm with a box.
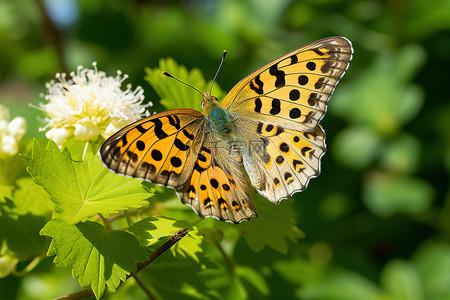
[0,255,19,279]
[0,185,13,203]
[380,260,425,300]
[145,57,224,111]
[128,216,203,262]
[236,194,304,253]
[414,243,450,299]
[235,265,269,297]
[363,173,435,217]
[12,177,54,216]
[0,210,48,260]
[198,227,224,246]
[22,139,154,224]
[40,219,149,299]
[332,126,381,170]
[300,270,381,300]
[380,133,421,174]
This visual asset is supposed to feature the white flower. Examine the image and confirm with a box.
[0,105,27,158]
[8,117,27,140]
[1,135,18,156]
[39,62,151,147]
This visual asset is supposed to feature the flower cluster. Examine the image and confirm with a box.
[39,62,151,147]
[0,105,27,158]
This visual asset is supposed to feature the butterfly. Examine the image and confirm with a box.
[99,36,353,223]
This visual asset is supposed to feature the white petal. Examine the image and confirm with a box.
[46,127,71,147]
[74,119,100,141]
[8,117,27,140]
[1,135,18,156]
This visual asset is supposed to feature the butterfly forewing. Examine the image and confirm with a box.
[224,36,353,132]
[99,109,205,188]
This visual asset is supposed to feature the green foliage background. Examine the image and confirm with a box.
[1,0,450,299]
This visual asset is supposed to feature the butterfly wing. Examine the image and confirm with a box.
[176,128,257,223]
[224,36,352,203]
[223,36,353,132]
[237,119,326,203]
[99,109,205,188]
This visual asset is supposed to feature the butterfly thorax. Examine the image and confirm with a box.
[202,92,234,137]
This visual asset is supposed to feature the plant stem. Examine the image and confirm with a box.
[99,214,112,231]
[13,255,45,276]
[133,275,156,300]
[124,210,133,227]
[217,243,235,273]
[82,141,89,160]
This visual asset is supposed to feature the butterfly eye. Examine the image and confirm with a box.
[201,98,207,108]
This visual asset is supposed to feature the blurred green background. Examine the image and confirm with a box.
[1,0,450,299]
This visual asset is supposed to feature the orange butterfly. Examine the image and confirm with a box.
[99,37,353,223]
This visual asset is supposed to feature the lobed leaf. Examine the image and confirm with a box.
[236,194,304,254]
[22,139,154,224]
[40,219,149,299]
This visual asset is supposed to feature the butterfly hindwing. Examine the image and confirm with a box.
[237,119,326,203]
[224,36,353,132]
[99,109,205,188]
[177,130,257,223]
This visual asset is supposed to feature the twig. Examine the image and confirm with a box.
[217,243,234,272]
[53,228,189,300]
[133,275,156,300]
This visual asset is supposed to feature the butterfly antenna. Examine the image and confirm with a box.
[209,50,227,95]
[163,72,204,97]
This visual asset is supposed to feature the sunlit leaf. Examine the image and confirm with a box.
[300,270,381,300]
[414,243,450,299]
[145,57,224,111]
[332,126,381,169]
[41,219,149,299]
[363,172,435,217]
[381,260,425,300]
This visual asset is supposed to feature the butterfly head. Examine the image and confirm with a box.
[201,91,221,115]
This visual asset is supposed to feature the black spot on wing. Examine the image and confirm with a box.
[270,99,281,115]
[136,124,148,134]
[167,115,181,129]
[150,119,167,139]
[136,140,145,151]
[290,55,298,65]
[254,98,262,113]
[174,138,190,151]
[313,48,325,56]
[269,64,286,88]
[182,129,194,140]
